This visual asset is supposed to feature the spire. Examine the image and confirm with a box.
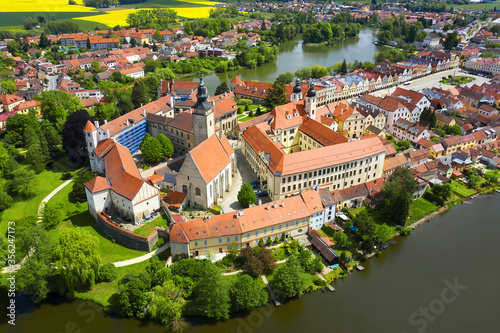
[293,77,302,94]
[193,75,212,111]
[307,81,316,98]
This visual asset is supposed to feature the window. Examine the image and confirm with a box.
[204,240,207,245]
[279,225,282,230]
[235,236,239,241]
[182,185,188,193]
[195,188,201,196]
[295,221,299,226]
[247,233,250,238]
[255,231,259,236]
[173,244,177,249]
[195,242,198,247]
[219,238,222,243]
[227,237,230,242]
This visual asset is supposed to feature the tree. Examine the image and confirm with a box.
[333,231,351,249]
[156,133,174,157]
[484,172,498,186]
[154,67,175,81]
[263,81,287,110]
[72,171,96,202]
[230,274,268,312]
[420,107,436,128]
[432,183,452,200]
[0,144,9,178]
[0,191,13,213]
[310,64,328,79]
[214,81,230,96]
[443,31,459,51]
[142,75,160,101]
[37,91,83,130]
[9,168,38,199]
[131,80,150,108]
[115,274,149,317]
[271,255,307,299]
[54,228,101,297]
[62,109,94,165]
[275,72,294,85]
[340,59,348,75]
[39,32,50,48]
[140,133,164,164]
[239,246,277,277]
[1,79,16,94]
[93,102,111,123]
[375,223,393,244]
[25,143,46,173]
[153,30,162,42]
[42,203,62,230]
[469,174,481,189]
[237,183,256,208]
[98,263,118,282]
[382,168,417,225]
[15,225,54,303]
[398,140,411,150]
[446,124,462,136]
[194,264,230,319]
[148,280,186,326]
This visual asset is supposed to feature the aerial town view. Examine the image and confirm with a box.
[0,0,500,332]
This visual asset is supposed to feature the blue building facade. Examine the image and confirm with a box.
[117,119,148,154]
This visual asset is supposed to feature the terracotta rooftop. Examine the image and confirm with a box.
[189,135,234,183]
[84,176,110,193]
[299,118,348,146]
[84,120,97,132]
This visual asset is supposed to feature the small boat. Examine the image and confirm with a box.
[496,189,500,193]
[356,265,365,271]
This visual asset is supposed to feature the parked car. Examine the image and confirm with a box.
[250,181,260,188]
[257,191,268,197]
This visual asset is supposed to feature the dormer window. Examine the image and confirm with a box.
[286,114,291,120]
[294,112,299,117]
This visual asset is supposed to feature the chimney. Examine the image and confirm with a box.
[224,92,227,97]
[341,108,343,115]
[104,119,107,124]
[239,209,244,216]
[273,202,277,209]
[143,108,146,117]
[267,203,270,210]
[257,199,262,206]
[236,211,239,218]
[282,200,285,207]
[126,119,130,126]
[106,129,110,139]
[141,103,143,107]
[94,120,99,128]
[254,87,257,92]
[208,214,211,220]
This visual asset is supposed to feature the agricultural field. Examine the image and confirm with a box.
[0,0,223,30]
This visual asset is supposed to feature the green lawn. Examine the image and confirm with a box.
[450,180,477,197]
[75,260,150,307]
[407,198,438,225]
[49,183,147,264]
[440,76,475,85]
[133,213,169,237]
[0,158,83,234]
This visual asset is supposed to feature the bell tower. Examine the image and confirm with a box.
[305,82,317,120]
[192,75,215,147]
[290,77,302,102]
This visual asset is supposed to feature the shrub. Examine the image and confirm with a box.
[237,107,243,114]
[249,110,254,117]
[237,99,253,105]
[62,172,72,180]
[98,263,118,282]
[312,276,327,287]
[423,191,444,206]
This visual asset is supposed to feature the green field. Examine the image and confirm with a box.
[408,198,438,225]
[450,180,477,197]
[0,11,103,28]
[455,2,500,11]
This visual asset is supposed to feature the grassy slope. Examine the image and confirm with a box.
[408,198,438,225]
[450,180,477,197]
[49,184,147,263]
[0,158,83,234]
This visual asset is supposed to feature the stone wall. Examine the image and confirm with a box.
[97,213,158,252]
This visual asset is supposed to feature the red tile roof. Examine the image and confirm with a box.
[84,120,97,132]
[84,176,110,193]
[189,135,234,182]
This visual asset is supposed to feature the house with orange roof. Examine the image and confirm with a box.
[12,99,41,116]
[169,191,322,257]
[233,80,272,105]
[83,135,161,225]
[0,94,25,112]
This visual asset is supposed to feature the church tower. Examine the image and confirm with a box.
[290,77,302,102]
[84,120,100,172]
[192,76,215,147]
[305,82,317,120]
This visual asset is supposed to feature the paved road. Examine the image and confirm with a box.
[113,243,170,267]
[371,68,490,98]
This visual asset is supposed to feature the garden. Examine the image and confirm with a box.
[440,75,475,86]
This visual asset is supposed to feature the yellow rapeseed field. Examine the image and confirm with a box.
[2,0,95,12]
[73,6,213,27]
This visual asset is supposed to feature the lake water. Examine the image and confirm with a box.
[2,192,499,333]
[202,28,383,95]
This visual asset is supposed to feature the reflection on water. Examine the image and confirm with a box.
[2,193,500,333]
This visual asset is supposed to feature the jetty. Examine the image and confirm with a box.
[261,275,281,306]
